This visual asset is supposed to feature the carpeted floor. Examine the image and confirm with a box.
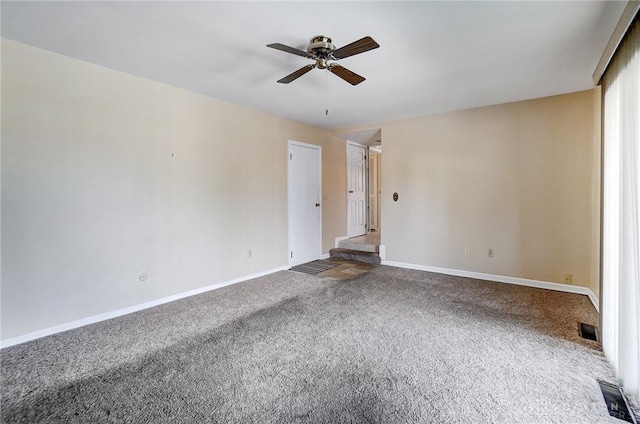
[0,265,629,423]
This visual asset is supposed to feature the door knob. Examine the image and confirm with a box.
[315,203,320,207]
[349,190,354,193]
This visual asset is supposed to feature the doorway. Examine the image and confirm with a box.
[339,129,382,243]
[368,146,382,232]
[288,141,322,266]
[346,142,367,237]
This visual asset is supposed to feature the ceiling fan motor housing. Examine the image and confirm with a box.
[307,35,335,69]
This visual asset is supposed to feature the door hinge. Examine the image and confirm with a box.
[290,153,292,160]
[291,251,293,258]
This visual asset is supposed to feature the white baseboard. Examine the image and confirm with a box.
[382,260,599,312]
[585,290,599,313]
[1,265,289,349]
[320,253,330,259]
[3,261,600,349]
[379,245,386,260]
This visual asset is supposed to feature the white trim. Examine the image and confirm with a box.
[586,290,600,313]
[320,253,330,259]
[288,139,322,150]
[592,1,640,84]
[382,260,599,312]
[379,244,386,260]
[346,140,367,148]
[335,235,350,248]
[345,140,368,238]
[1,265,289,349]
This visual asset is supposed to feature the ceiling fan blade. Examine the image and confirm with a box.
[332,36,380,60]
[277,64,316,84]
[267,43,314,58]
[329,65,365,85]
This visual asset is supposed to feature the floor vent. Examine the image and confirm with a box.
[579,322,599,341]
[290,260,340,275]
[598,381,638,423]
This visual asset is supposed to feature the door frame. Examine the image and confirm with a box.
[346,140,368,237]
[368,148,381,232]
[288,140,322,267]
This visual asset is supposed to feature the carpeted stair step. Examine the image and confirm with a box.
[329,248,381,265]
[338,239,379,253]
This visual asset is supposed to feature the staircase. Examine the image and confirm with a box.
[329,234,381,265]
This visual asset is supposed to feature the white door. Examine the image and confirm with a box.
[347,142,367,237]
[288,141,322,266]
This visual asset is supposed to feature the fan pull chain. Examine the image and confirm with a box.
[325,69,329,116]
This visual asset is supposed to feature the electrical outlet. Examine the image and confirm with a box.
[488,248,494,258]
[564,274,572,285]
[464,246,471,255]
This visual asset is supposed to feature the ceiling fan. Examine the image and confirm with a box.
[267,35,379,85]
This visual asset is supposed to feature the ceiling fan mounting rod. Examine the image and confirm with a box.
[307,35,335,55]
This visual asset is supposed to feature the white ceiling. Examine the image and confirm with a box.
[1,1,627,129]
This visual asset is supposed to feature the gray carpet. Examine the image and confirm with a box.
[0,265,630,423]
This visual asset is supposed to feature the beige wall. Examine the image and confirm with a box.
[370,90,600,292]
[319,136,347,252]
[1,38,602,341]
[1,39,332,340]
